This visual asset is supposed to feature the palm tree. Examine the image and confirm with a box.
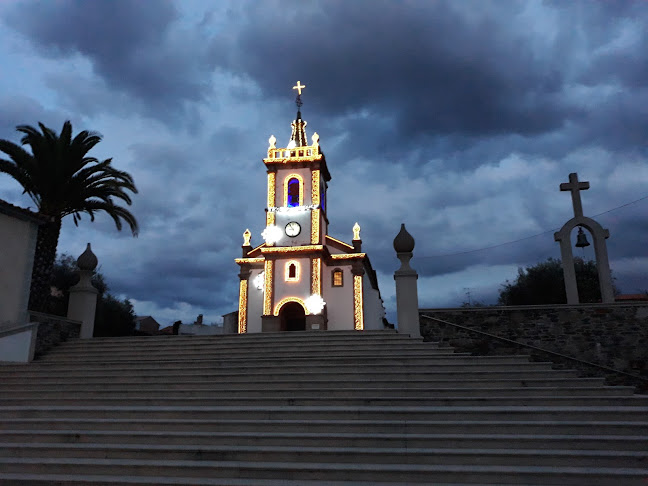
[0,121,138,312]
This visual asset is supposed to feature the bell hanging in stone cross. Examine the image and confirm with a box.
[575,227,590,248]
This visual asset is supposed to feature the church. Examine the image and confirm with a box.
[235,82,386,333]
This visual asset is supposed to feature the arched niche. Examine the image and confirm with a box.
[554,215,614,304]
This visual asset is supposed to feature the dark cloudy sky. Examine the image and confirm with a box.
[1,0,647,326]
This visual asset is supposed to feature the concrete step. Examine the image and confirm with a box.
[0,371,588,387]
[13,355,538,369]
[0,474,484,486]
[36,349,462,362]
[2,442,647,468]
[3,405,648,421]
[0,362,563,377]
[0,457,646,485]
[0,377,608,391]
[0,386,635,400]
[3,395,647,407]
[50,330,401,344]
[4,418,647,435]
[2,429,647,451]
[43,339,432,356]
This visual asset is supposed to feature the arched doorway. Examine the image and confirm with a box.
[279,301,306,331]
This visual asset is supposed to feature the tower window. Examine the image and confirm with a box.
[285,260,300,282]
[287,177,300,207]
[332,268,343,287]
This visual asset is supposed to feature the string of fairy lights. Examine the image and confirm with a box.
[414,193,648,260]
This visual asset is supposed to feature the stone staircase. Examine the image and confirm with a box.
[0,330,647,485]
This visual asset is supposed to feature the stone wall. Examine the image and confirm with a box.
[30,312,81,358]
[420,303,648,390]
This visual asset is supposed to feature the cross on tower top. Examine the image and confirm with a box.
[293,81,306,109]
[292,81,306,96]
[560,172,590,218]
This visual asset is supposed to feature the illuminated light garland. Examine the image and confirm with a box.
[283,173,304,207]
[331,253,366,260]
[238,280,248,334]
[267,211,275,226]
[235,257,265,264]
[261,245,323,254]
[312,170,320,207]
[264,147,321,162]
[311,208,320,244]
[305,294,326,315]
[263,260,273,315]
[353,275,364,331]
[326,235,354,250]
[311,258,321,295]
[263,154,323,165]
[273,297,310,316]
[243,229,251,246]
[285,260,300,282]
[267,172,276,208]
[268,204,317,213]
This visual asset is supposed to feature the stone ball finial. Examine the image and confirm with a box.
[77,243,98,271]
[393,224,415,253]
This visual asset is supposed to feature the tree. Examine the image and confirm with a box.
[50,253,135,337]
[0,121,138,312]
[498,257,619,306]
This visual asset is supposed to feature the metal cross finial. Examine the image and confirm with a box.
[293,81,306,109]
[293,81,306,95]
[560,172,590,218]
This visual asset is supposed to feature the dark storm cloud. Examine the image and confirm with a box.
[211,1,648,159]
[4,0,211,120]
[213,1,571,139]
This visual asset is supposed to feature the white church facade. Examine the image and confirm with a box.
[235,82,386,333]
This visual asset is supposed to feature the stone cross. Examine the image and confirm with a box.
[560,172,590,218]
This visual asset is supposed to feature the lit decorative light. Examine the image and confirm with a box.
[267,172,276,207]
[261,225,282,245]
[253,271,265,291]
[261,245,323,254]
[284,260,300,282]
[263,260,273,315]
[353,275,364,330]
[238,280,248,334]
[268,135,276,149]
[311,258,321,295]
[353,222,361,241]
[311,208,320,244]
[242,229,251,246]
[273,297,309,316]
[267,204,317,213]
[305,294,326,315]
[311,170,320,207]
[331,253,366,260]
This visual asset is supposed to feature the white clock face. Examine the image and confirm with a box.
[285,221,301,237]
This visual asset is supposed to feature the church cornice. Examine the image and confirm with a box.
[330,253,366,260]
[325,235,355,252]
[235,257,265,265]
[261,244,324,255]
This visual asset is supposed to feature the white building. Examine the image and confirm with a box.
[235,82,386,333]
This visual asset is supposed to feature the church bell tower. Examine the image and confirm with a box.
[235,81,385,333]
